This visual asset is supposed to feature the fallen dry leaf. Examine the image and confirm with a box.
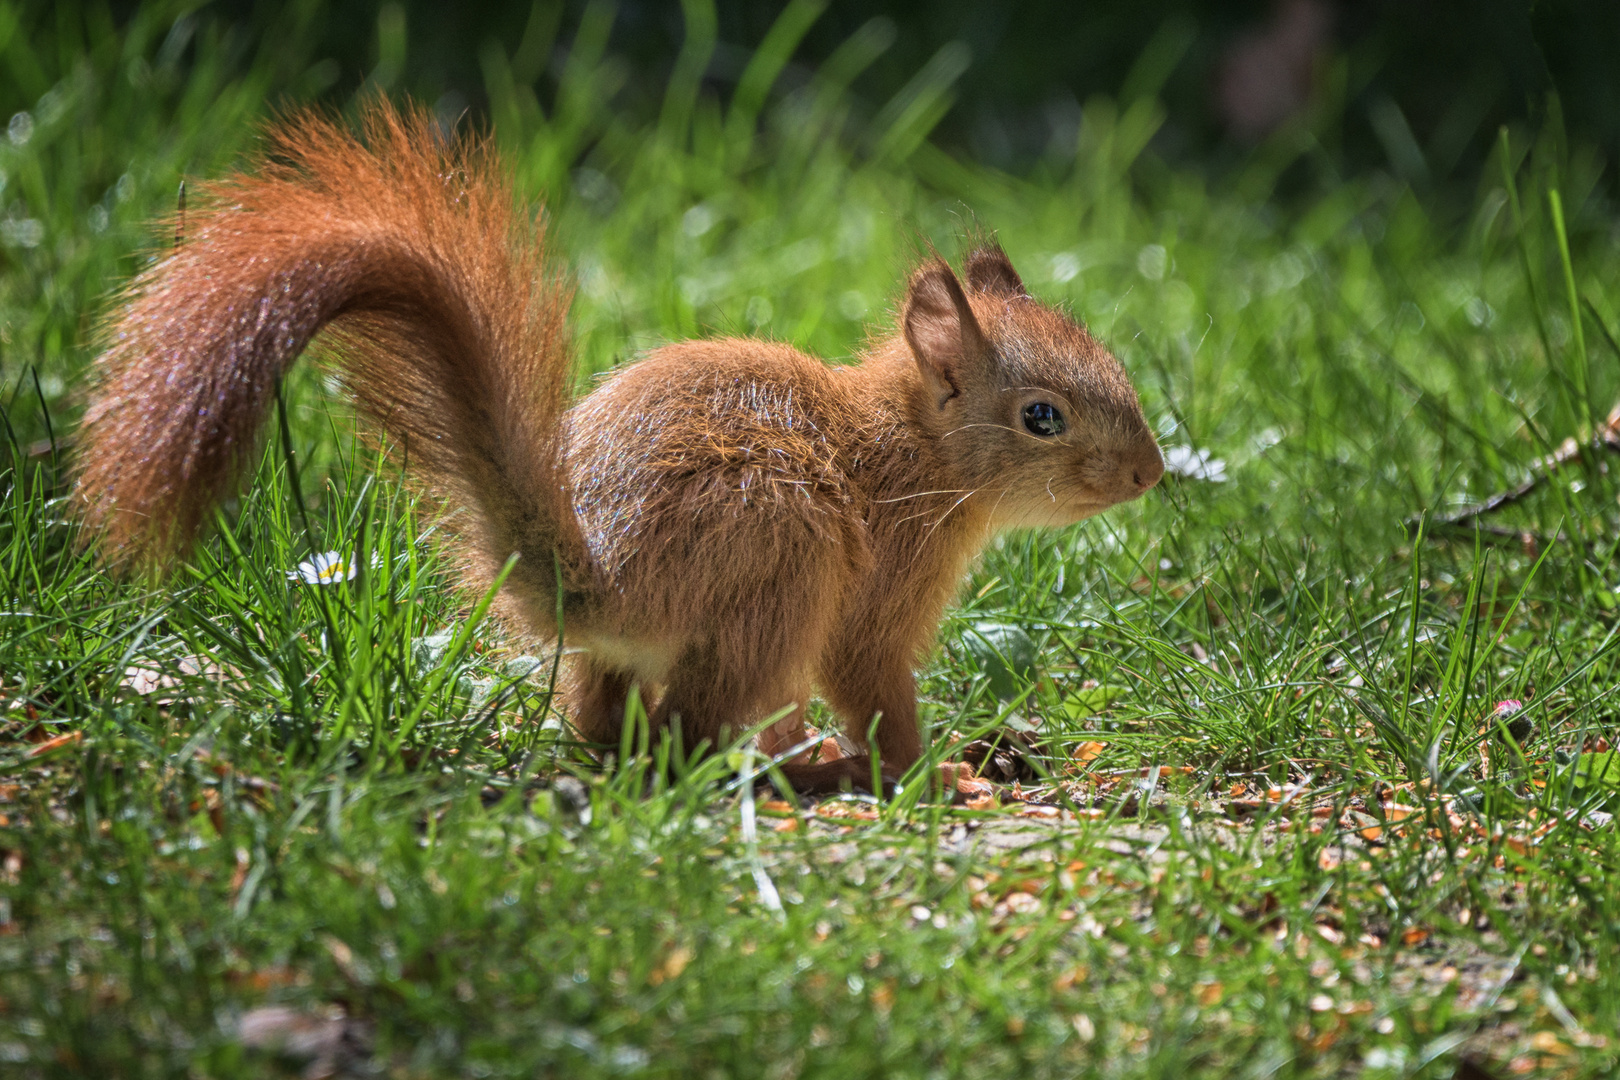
[321,935,361,983]
[1051,966,1089,992]
[235,1004,371,1074]
[958,730,1042,783]
[648,944,693,986]
[810,737,844,762]
[956,773,994,798]
[25,731,81,758]
[225,965,302,992]
[1002,891,1040,914]
[1529,1031,1569,1055]
[963,788,997,811]
[229,848,251,897]
[122,655,236,701]
[816,802,879,822]
[123,666,163,695]
[1382,802,1418,822]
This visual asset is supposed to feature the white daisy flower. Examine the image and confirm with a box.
[287,550,358,585]
[1162,445,1228,483]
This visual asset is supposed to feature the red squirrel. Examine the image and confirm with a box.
[75,103,1164,793]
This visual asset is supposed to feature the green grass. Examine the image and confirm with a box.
[3,3,1620,1077]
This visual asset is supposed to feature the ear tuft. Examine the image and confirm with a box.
[964,244,1025,299]
[902,259,989,404]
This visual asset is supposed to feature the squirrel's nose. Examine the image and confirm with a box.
[1132,447,1165,492]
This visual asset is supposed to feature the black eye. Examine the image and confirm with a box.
[1022,402,1065,437]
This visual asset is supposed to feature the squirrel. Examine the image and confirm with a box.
[74,102,1164,794]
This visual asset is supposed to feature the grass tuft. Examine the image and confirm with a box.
[1,5,1619,1077]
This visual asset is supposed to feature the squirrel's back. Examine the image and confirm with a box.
[563,338,886,634]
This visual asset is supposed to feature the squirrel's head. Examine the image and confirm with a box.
[901,244,1163,528]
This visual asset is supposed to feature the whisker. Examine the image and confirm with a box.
[890,489,973,528]
[942,422,1022,438]
[872,487,975,504]
[939,417,1075,443]
[984,485,1013,524]
[914,488,980,557]
[895,505,941,527]
[916,501,973,553]
[942,421,1051,444]
[895,488,967,532]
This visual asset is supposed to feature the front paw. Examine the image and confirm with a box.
[774,755,895,796]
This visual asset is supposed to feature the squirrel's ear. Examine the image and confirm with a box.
[903,260,990,405]
[964,244,1025,298]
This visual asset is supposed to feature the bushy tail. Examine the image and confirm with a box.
[76,101,592,626]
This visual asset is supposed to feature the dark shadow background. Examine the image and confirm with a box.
[10,0,1598,203]
[180,0,1618,190]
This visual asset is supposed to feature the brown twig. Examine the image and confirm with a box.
[1407,405,1620,542]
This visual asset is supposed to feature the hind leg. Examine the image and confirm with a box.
[651,620,876,794]
[654,656,875,793]
[648,644,802,759]
[562,655,637,746]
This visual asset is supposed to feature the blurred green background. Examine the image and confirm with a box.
[2,0,1616,443]
[65,0,1620,189]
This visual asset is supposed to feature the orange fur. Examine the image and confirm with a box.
[75,102,1164,793]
